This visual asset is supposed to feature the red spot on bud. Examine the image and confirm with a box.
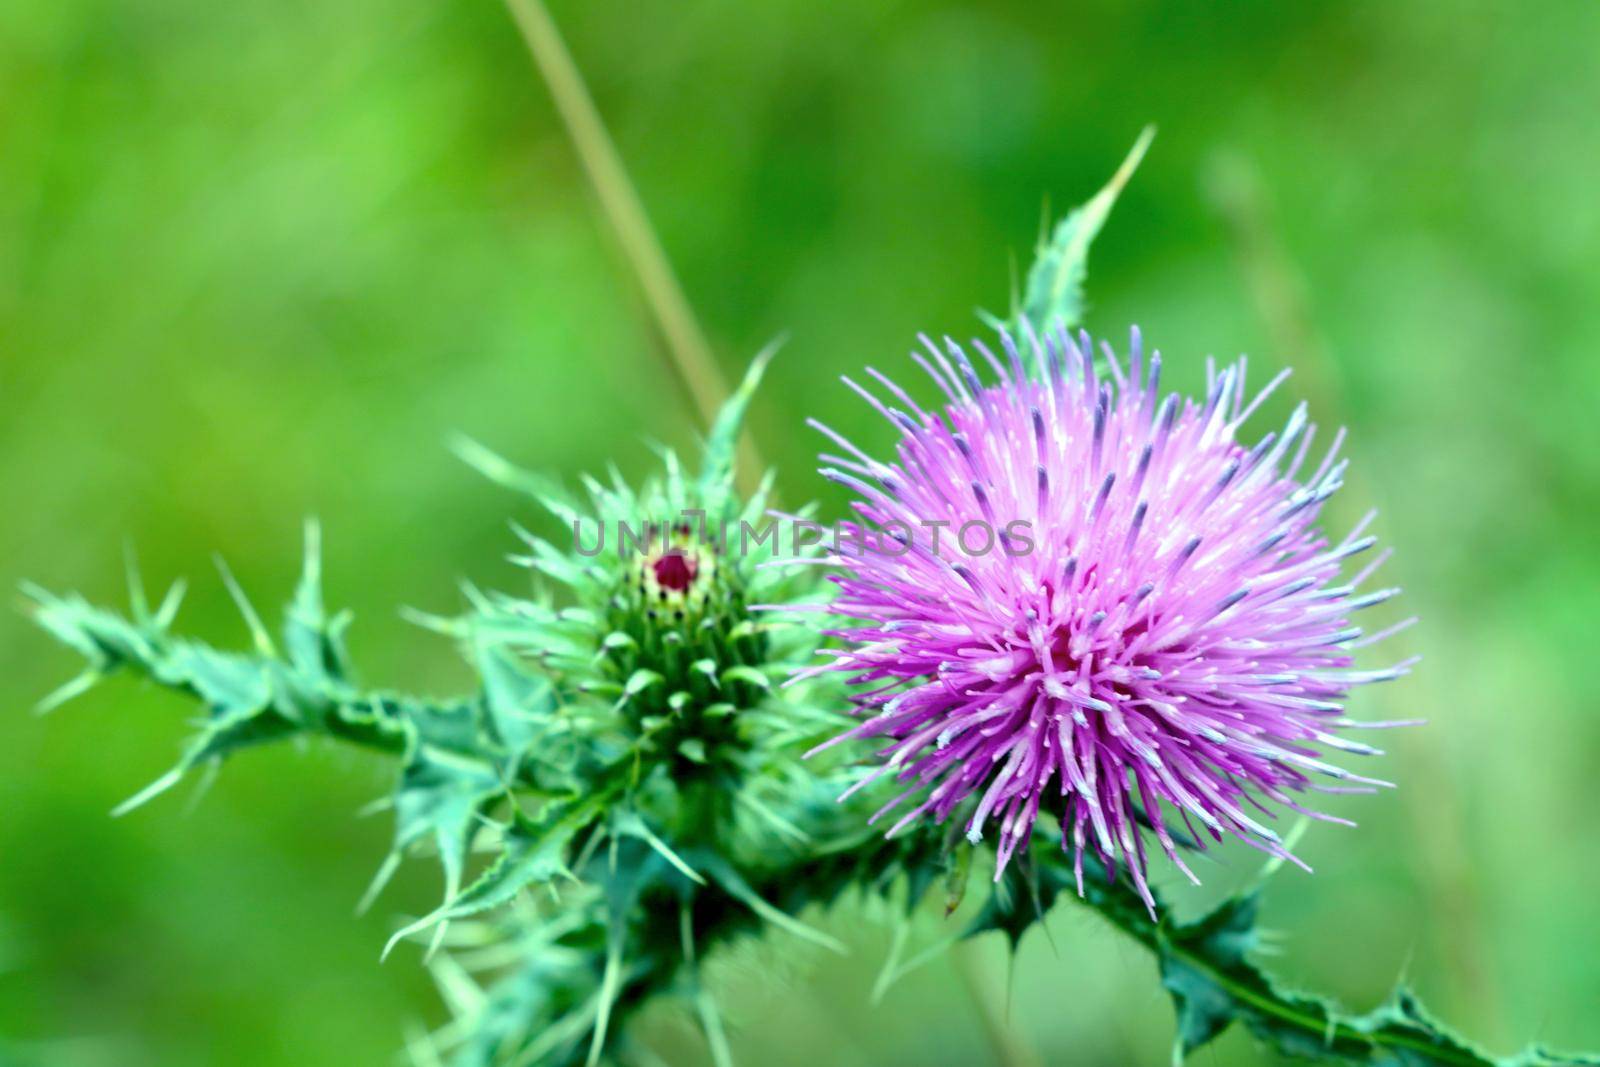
[652,549,697,592]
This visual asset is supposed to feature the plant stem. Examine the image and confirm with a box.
[501,0,765,492]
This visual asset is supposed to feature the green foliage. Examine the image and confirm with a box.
[984,126,1154,339]
[22,148,1600,1067]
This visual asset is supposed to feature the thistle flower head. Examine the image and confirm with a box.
[811,327,1415,907]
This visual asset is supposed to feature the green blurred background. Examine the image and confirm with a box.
[3,1,1598,1064]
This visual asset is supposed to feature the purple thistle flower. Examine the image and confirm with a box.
[806,327,1417,909]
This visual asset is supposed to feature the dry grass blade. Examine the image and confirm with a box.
[502,0,766,491]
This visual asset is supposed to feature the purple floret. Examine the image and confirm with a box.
[803,327,1417,910]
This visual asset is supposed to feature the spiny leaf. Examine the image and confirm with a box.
[385,802,601,959]
[1002,125,1154,339]
[25,585,304,812]
[1151,889,1600,1066]
[388,747,507,910]
[22,547,567,922]
[973,845,1600,1067]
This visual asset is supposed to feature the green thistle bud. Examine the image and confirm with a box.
[450,347,834,832]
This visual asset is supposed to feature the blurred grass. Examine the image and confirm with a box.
[3,1,1598,1064]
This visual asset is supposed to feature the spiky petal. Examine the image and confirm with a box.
[809,327,1415,909]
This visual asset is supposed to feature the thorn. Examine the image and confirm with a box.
[302,516,323,590]
[123,541,149,623]
[154,578,188,628]
[357,852,403,916]
[213,555,276,658]
[111,767,184,817]
[34,670,99,716]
